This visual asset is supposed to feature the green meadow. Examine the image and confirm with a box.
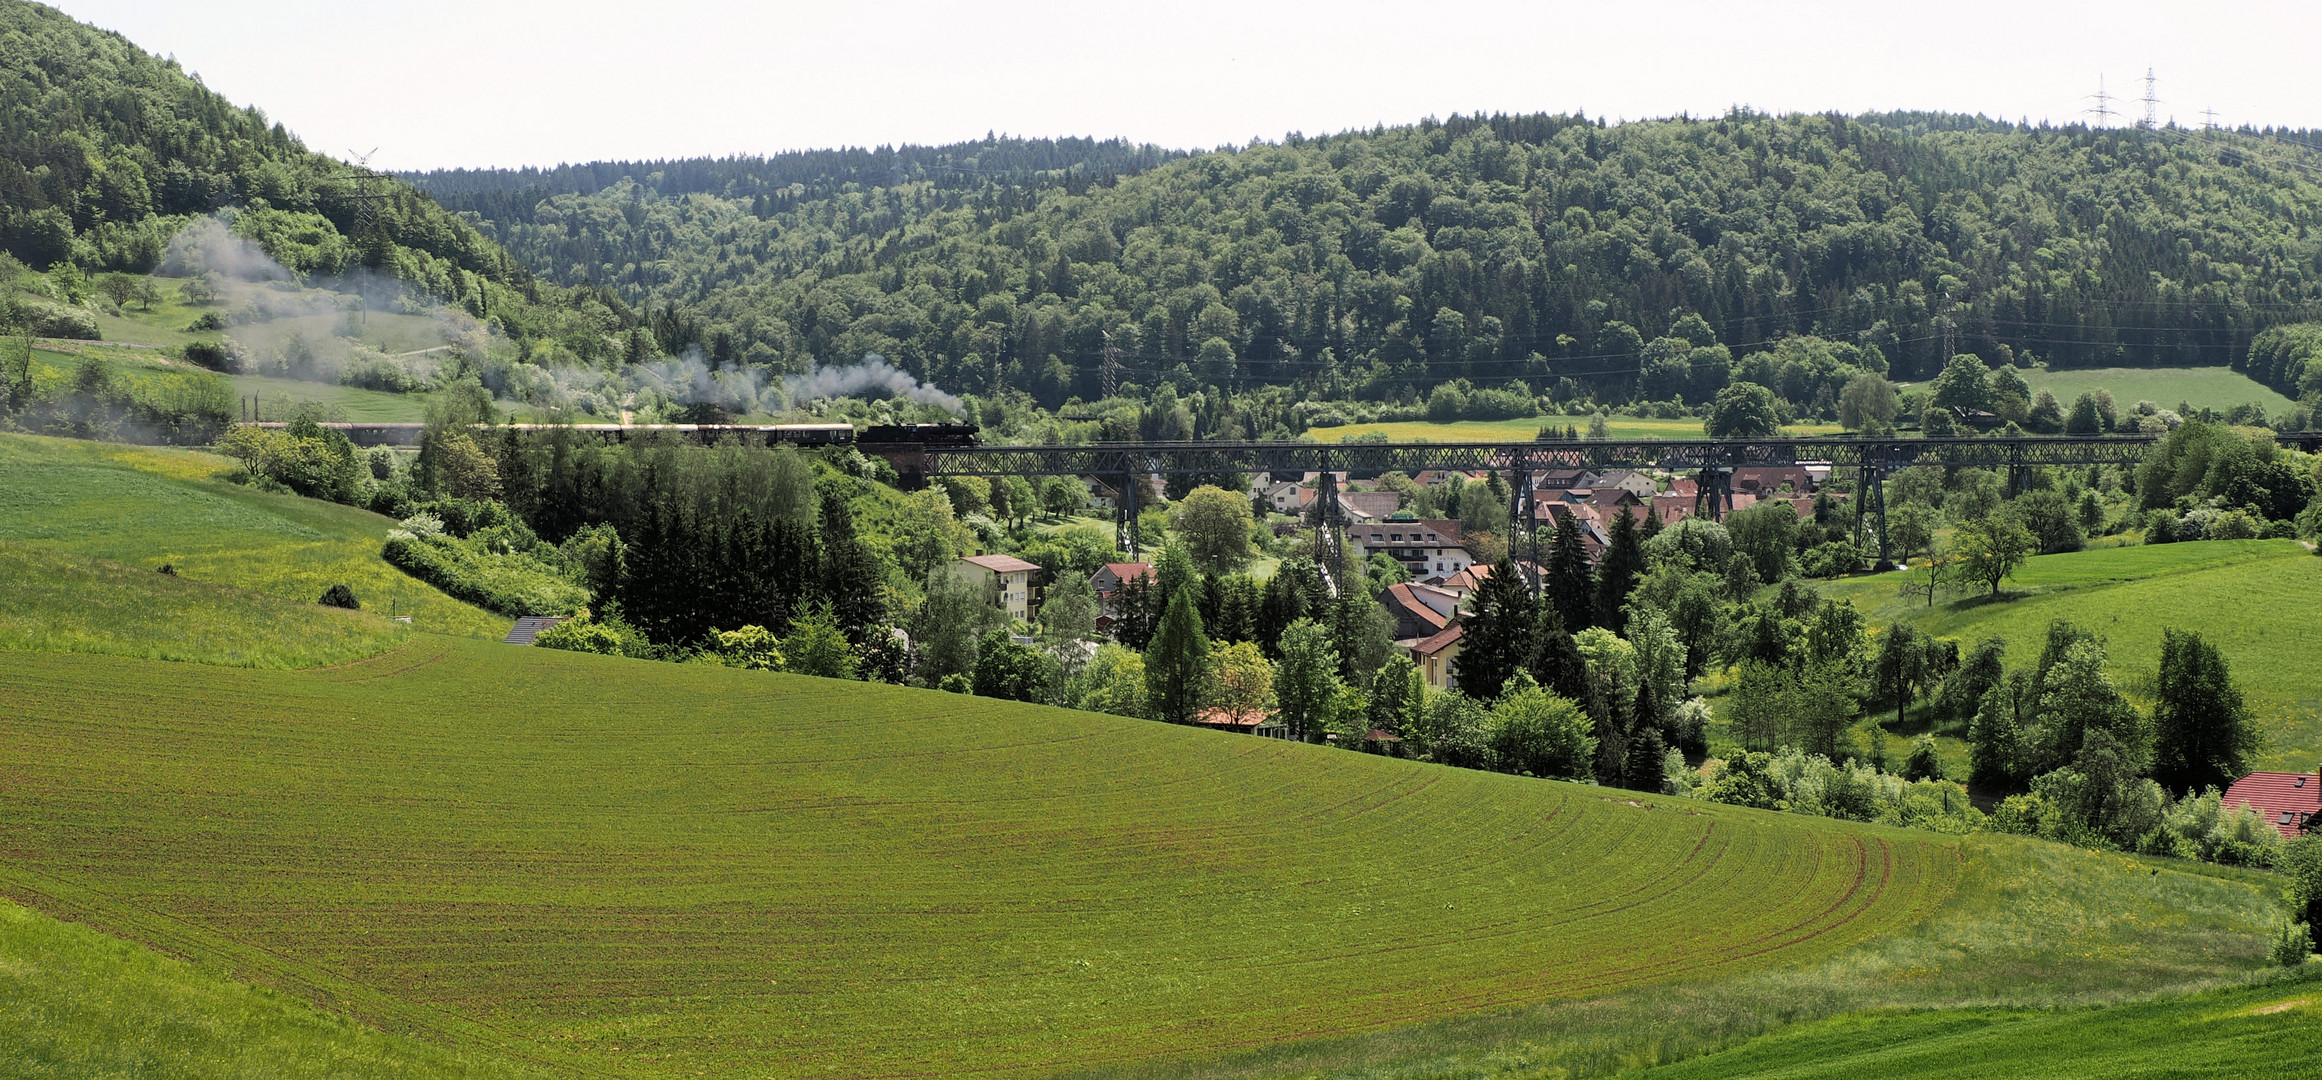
[1630,971,2322,1079]
[1819,540,2322,773]
[0,433,508,638]
[2013,365,2298,416]
[0,898,522,1080]
[0,636,1962,1079]
[0,542,406,667]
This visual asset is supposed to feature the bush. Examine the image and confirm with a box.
[1987,793,2048,835]
[380,532,588,617]
[181,340,234,371]
[1901,734,1945,781]
[2275,922,2315,967]
[1798,540,1865,578]
[534,611,649,657]
[317,584,359,609]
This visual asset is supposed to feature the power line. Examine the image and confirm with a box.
[2139,67,2161,131]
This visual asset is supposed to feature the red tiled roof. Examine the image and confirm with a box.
[1100,562,1152,582]
[1412,623,1464,656]
[2223,771,2322,839]
[962,554,1041,573]
[1194,707,1276,728]
[1382,583,1452,632]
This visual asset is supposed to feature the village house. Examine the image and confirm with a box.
[1092,561,1153,621]
[953,554,1043,622]
[1380,581,1460,640]
[1731,465,1816,496]
[1079,475,1122,510]
[1590,469,1658,500]
[1349,517,1473,581]
[1406,623,1464,691]
[1337,490,1401,523]
[2223,768,2322,839]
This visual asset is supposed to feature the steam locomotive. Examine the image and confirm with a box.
[858,423,982,446]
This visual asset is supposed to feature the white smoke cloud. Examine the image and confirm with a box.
[641,346,775,413]
[158,216,289,283]
[783,354,962,413]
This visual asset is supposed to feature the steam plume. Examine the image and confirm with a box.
[783,354,962,413]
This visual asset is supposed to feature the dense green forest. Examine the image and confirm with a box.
[11,0,2322,430]
[0,0,636,361]
[408,112,2322,408]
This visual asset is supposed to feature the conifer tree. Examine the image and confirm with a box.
[817,483,886,643]
[1528,606,1591,704]
[1593,510,1645,626]
[1454,556,1538,701]
[1544,517,1595,634]
[1143,589,1211,724]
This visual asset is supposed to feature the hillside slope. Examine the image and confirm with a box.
[1821,540,2322,772]
[1630,973,2322,1080]
[0,432,508,638]
[0,897,523,1080]
[410,112,2322,404]
[0,637,1958,1079]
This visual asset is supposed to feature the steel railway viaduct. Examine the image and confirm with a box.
[281,421,2322,579]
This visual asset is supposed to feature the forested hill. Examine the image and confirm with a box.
[406,137,1185,219]
[0,0,540,314]
[413,110,2322,404]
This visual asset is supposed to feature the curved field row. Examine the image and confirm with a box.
[0,640,1958,1079]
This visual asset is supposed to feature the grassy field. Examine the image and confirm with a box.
[0,898,522,1080]
[1629,970,2322,1079]
[0,542,407,667]
[25,341,432,423]
[1075,837,2286,1080]
[0,433,508,638]
[1314,416,1844,444]
[1819,540,2322,772]
[0,637,1962,1079]
[2015,365,2297,416]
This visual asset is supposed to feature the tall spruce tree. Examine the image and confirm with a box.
[817,483,886,643]
[1529,606,1591,704]
[2152,629,2261,794]
[1143,589,1211,724]
[1454,556,1539,701]
[1544,517,1595,634]
[1593,510,1646,627]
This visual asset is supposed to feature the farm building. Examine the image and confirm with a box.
[2222,770,2321,839]
[954,554,1043,622]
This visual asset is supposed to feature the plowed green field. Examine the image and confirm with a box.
[0,639,1958,1079]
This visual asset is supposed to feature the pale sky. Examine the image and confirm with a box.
[52,0,2322,172]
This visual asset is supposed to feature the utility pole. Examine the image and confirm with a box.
[1939,292,1957,363]
[2201,107,2221,131]
[2138,67,2161,131]
[1100,329,1123,400]
[2085,76,2119,129]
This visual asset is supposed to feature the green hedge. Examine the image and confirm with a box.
[381,533,587,618]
